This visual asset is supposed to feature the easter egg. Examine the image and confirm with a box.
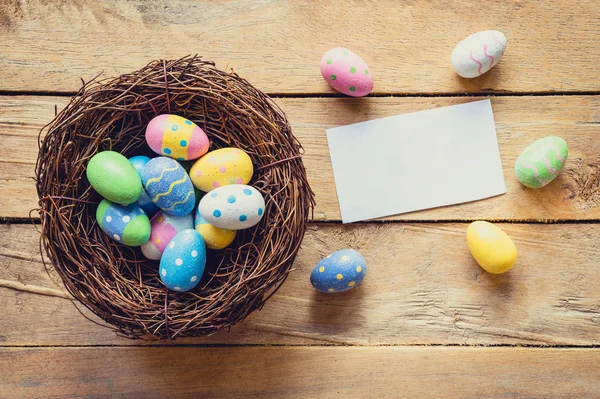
[467,221,517,274]
[141,157,195,216]
[96,199,150,246]
[514,136,568,188]
[451,30,507,78]
[190,147,254,192]
[129,155,160,215]
[159,229,207,292]
[194,206,236,250]
[198,184,265,230]
[179,161,205,207]
[320,47,373,97]
[145,114,210,161]
[310,249,367,293]
[141,211,194,260]
[86,151,142,205]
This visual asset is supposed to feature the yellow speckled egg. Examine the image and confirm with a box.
[194,206,236,250]
[190,147,253,192]
[466,221,517,274]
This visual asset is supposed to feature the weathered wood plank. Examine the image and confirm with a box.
[3,347,600,398]
[1,223,599,346]
[0,1,599,94]
[1,95,599,220]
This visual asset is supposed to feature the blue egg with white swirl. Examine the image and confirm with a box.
[159,229,206,292]
[129,155,159,215]
[198,184,265,230]
[142,157,195,216]
[310,249,367,293]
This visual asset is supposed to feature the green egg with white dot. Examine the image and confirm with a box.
[198,184,265,230]
[159,229,207,292]
[96,199,151,246]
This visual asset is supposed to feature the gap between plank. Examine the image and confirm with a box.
[1,90,600,98]
[0,343,598,349]
[3,217,600,225]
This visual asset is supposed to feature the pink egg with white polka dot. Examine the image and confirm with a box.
[145,114,210,161]
[141,210,194,260]
[320,47,373,97]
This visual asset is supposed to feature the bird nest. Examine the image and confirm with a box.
[35,56,315,339]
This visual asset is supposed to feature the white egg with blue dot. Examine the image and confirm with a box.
[310,249,366,293]
[198,184,265,230]
[159,229,206,292]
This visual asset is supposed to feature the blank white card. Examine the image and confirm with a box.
[326,99,506,223]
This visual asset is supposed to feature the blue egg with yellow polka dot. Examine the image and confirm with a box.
[159,229,206,292]
[310,249,366,293]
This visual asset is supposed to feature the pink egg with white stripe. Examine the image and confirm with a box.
[320,47,373,97]
[145,114,210,161]
[141,210,194,260]
[451,30,507,78]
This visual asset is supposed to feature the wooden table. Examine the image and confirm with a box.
[1,1,599,397]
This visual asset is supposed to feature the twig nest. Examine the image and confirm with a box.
[36,56,314,339]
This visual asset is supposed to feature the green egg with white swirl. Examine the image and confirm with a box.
[514,136,568,188]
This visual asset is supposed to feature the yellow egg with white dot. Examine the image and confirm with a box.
[194,207,236,250]
[467,221,517,274]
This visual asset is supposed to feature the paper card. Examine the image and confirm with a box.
[326,99,506,223]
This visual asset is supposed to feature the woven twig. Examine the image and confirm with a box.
[35,55,315,340]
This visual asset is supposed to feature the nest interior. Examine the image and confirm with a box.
[36,56,314,339]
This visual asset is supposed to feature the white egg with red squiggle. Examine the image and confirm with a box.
[451,30,507,78]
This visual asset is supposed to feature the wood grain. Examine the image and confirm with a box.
[0,1,599,94]
[3,347,600,398]
[2,223,599,346]
[1,95,599,220]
